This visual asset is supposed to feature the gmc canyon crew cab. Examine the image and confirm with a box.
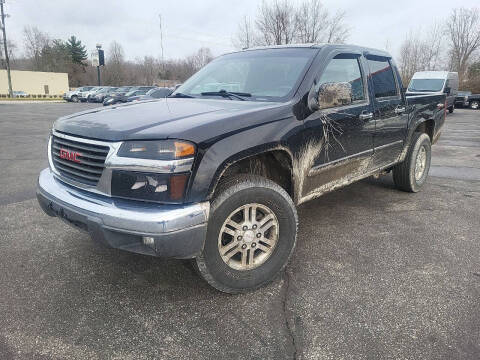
[37,44,446,293]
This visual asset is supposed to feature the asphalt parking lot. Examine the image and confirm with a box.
[0,103,479,359]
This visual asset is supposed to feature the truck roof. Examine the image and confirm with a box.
[227,43,392,59]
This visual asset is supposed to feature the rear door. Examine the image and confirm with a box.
[366,55,407,162]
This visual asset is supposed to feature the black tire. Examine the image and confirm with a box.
[71,95,79,103]
[393,132,431,192]
[195,174,298,294]
[448,106,454,113]
[470,100,479,110]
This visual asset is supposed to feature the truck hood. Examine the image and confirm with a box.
[54,98,287,142]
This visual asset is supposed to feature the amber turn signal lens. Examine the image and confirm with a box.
[169,174,189,200]
[174,141,195,158]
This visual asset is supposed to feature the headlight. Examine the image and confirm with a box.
[117,140,195,160]
[111,140,195,203]
[111,171,189,203]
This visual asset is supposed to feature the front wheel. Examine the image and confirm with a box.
[71,95,79,103]
[448,106,454,113]
[195,175,298,293]
[470,100,479,110]
[393,132,431,192]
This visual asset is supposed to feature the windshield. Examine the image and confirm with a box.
[173,48,316,101]
[408,79,445,92]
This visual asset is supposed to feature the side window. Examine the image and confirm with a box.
[367,57,398,98]
[318,55,365,102]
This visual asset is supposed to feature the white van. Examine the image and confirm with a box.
[406,71,459,113]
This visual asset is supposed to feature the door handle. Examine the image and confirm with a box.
[359,112,373,120]
[395,106,406,114]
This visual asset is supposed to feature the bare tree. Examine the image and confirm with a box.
[446,7,480,83]
[103,41,126,85]
[137,56,159,85]
[233,15,257,49]
[398,25,446,85]
[23,26,50,70]
[186,47,213,71]
[235,0,349,48]
[421,23,444,70]
[294,0,327,43]
[256,0,297,45]
[324,11,349,44]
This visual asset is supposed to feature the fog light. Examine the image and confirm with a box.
[142,236,155,248]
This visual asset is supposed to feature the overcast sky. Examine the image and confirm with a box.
[4,0,480,62]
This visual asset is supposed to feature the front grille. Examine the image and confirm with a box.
[51,134,110,186]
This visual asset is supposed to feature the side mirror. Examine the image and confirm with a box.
[308,82,353,111]
[444,87,451,94]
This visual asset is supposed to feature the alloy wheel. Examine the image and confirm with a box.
[217,203,279,271]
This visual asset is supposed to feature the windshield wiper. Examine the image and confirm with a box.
[169,92,195,98]
[200,89,251,101]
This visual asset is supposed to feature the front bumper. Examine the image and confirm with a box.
[36,168,209,258]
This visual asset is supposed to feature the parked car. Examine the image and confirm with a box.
[37,44,446,293]
[78,86,105,102]
[127,87,172,102]
[89,87,118,103]
[455,91,472,108]
[103,88,154,106]
[63,86,95,102]
[12,91,28,98]
[406,71,458,113]
[102,86,137,106]
[467,93,480,109]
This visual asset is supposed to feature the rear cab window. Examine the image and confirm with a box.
[366,56,399,99]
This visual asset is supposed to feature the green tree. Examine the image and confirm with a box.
[40,39,70,72]
[66,36,87,65]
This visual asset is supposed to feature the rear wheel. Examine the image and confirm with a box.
[470,100,479,110]
[393,132,431,192]
[195,175,298,293]
[448,106,454,113]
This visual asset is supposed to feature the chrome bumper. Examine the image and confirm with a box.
[36,168,209,258]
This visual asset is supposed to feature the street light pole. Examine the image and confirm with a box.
[0,0,13,97]
[96,44,102,86]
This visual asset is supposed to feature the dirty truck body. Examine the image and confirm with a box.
[37,44,446,293]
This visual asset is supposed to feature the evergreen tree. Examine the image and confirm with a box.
[66,36,87,65]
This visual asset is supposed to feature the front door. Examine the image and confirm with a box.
[302,53,375,200]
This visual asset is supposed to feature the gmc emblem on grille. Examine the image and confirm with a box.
[59,148,81,163]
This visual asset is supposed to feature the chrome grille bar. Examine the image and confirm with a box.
[51,133,110,186]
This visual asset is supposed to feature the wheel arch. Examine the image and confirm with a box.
[399,117,437,163]
[206,146,296,202]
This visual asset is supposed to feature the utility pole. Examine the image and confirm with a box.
[0,0,13,97]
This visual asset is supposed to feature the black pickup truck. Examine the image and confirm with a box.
[37,44,446,293]
[467,93,480,109]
